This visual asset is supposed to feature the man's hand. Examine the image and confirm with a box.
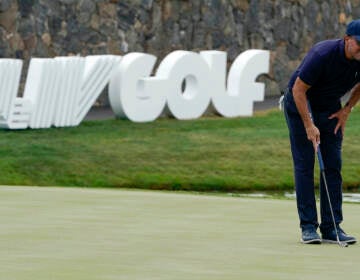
[332,82,360,135]
[305,123,320,152]
[328,106,351,135]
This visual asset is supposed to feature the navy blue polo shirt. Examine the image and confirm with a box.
[288,39,360,111]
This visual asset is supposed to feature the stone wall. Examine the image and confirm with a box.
[1,0,359,105]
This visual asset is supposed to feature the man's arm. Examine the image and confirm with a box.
[329,82,360,135]
[292,77,320,151]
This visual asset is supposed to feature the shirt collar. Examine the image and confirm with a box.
[340,39,348,62]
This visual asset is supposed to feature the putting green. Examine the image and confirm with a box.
[0,186,359,280]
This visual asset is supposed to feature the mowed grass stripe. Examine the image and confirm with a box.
[1,186,360,280]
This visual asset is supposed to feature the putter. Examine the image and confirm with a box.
[316,146,348,248]
[307,102,348,247]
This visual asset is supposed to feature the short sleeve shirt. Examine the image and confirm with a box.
[288,39,360,111]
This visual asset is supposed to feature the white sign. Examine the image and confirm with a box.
[0,49,269,130]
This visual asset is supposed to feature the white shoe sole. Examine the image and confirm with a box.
[301,238,321,244]
[322,238,357,245]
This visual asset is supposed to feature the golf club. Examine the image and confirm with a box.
[316,146,348,247]
[307,102,348,247]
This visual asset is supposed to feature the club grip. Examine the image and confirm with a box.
[307,101,325,172]
[317,146,325,172]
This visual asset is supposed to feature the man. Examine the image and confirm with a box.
[283,19,360,244]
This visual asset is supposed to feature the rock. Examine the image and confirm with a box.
[9,32,25,50]
[0,0,12,12]
[0,1,17,32]
[41,32,51,46]
[0,27,9,56]
[48,16,63,34]
[23,33,37,52]
[18,0,35,17]
[78,0,96,14]
[17,17,35,38]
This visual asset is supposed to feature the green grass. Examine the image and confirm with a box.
[0,109,359,192]
[1,186,360,280]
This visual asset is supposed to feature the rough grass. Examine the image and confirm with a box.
[0,108,359,192]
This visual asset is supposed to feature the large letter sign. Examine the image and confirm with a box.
[109,53,168,122]
[156,51,212,120]
[0,55,121,129]
[0,49,269,130]
[0,59,32,129]
[201,50,270,117]
[227,50,269,116]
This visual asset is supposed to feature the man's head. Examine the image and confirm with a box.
[345,19,360,61]
[346,19,360,41]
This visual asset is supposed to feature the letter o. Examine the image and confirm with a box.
[156,51,211,120]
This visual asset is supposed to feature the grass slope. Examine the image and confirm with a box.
[0,186,360,280]
[0,109,359,192]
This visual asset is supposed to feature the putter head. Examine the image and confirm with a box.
[339,241,348,247]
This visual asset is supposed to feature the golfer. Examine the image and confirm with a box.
[283,19,360,244]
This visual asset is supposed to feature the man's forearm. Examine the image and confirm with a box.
[292,77,320,150]
[292,77,312,129]
[293,90,313,128]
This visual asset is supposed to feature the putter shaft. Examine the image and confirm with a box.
[317,148,348,247]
